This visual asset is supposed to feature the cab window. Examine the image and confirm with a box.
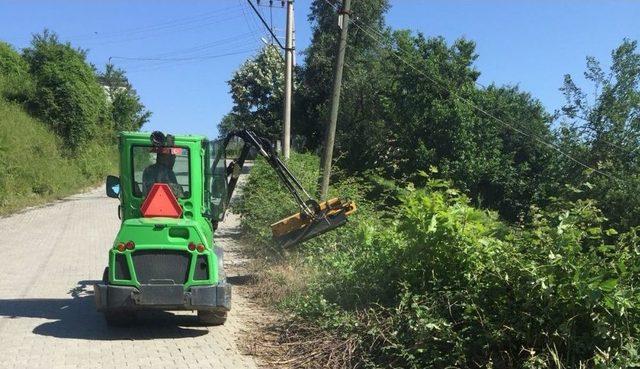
[132,145,190,198]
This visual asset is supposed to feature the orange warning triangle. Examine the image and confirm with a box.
[140,183,183,218]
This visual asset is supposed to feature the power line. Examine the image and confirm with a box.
[9,6,244,45]
[238,0,286,62]
[239,0,267,45]
[110,49,258,62]
[80,14,245,47]
[67,5,243,43]
[109,33,256,62]
[322,0,622,182]
[149,32,255,58]
[114,48,258,73]
[246,0,285,50]
[120,48,260,74]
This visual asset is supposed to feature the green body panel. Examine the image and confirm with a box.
[108,131,223,289]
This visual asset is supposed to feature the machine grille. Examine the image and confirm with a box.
[132,250,190,284]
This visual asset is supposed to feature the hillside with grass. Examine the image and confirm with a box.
[0,99,115,213]
[0,32,149,214]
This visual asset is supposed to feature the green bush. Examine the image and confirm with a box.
[0,41,32,102]
[239,153,640,369]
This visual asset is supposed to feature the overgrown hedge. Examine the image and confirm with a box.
[238,153,640,369]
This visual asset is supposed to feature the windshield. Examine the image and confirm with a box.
[132,145,190,198]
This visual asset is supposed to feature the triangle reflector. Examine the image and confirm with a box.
[140,183,183,218]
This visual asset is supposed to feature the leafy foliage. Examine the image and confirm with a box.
[220,45,286,141]
[226,5,640,367]
[294,0,389,148]
[0,99,116,214]
[99,63,151,132]
[554,39,640,231]
[22,30,110,150]
[239,153,640,369]
[0,41,32,102]
[291,3,557,222]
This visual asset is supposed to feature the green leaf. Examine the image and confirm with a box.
[599,278,618,292]
[428,214,438,233]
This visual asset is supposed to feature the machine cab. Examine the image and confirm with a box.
[105,131,229,226]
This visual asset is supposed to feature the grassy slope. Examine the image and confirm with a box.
[0,99,116,215]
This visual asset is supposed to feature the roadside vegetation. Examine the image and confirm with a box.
[228,1,640,368]
[0,31,149,214]
[239,154,639,369]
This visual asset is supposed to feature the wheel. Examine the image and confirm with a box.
[104,311,136,327]
[198,309,227,326]
[101,267,135,326]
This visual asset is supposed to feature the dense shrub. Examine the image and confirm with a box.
[239,153,640,369]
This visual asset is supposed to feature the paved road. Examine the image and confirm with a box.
[0,185,261,368]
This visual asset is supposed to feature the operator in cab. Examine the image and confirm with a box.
[142,148,184,198]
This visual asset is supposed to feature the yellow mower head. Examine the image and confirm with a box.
[222,130,357,249]
[271,198,357,248]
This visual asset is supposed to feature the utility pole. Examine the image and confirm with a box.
[282,0,294,159]
[319,0,351,199]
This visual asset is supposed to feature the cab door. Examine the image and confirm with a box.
[205,139,228,222]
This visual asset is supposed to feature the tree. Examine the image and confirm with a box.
[220,45,285,141]
[372,32,555,220]
[99,63,151,132]
[555,39,640,230]
[295,0,390,149]
[470,85,555,220]
[296,2,555,220]
[22,30,109,150]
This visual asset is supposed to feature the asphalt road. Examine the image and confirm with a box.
[0,182,261,369]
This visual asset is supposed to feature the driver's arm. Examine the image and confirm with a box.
[167,170,184,197]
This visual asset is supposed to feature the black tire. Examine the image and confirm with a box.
[101,267,136,326]
[197,309,227,326]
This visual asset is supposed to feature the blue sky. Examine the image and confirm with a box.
[1,0,638,138]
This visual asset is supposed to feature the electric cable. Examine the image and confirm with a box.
[322,0,624,182]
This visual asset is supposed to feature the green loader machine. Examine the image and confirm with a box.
[94,130,355,325]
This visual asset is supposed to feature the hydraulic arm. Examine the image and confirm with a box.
[222,130,356,248]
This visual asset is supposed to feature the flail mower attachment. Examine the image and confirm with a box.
[271,198,357,248]
[222,130,356,248]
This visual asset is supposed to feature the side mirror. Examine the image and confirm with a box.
[106,175,120,198]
